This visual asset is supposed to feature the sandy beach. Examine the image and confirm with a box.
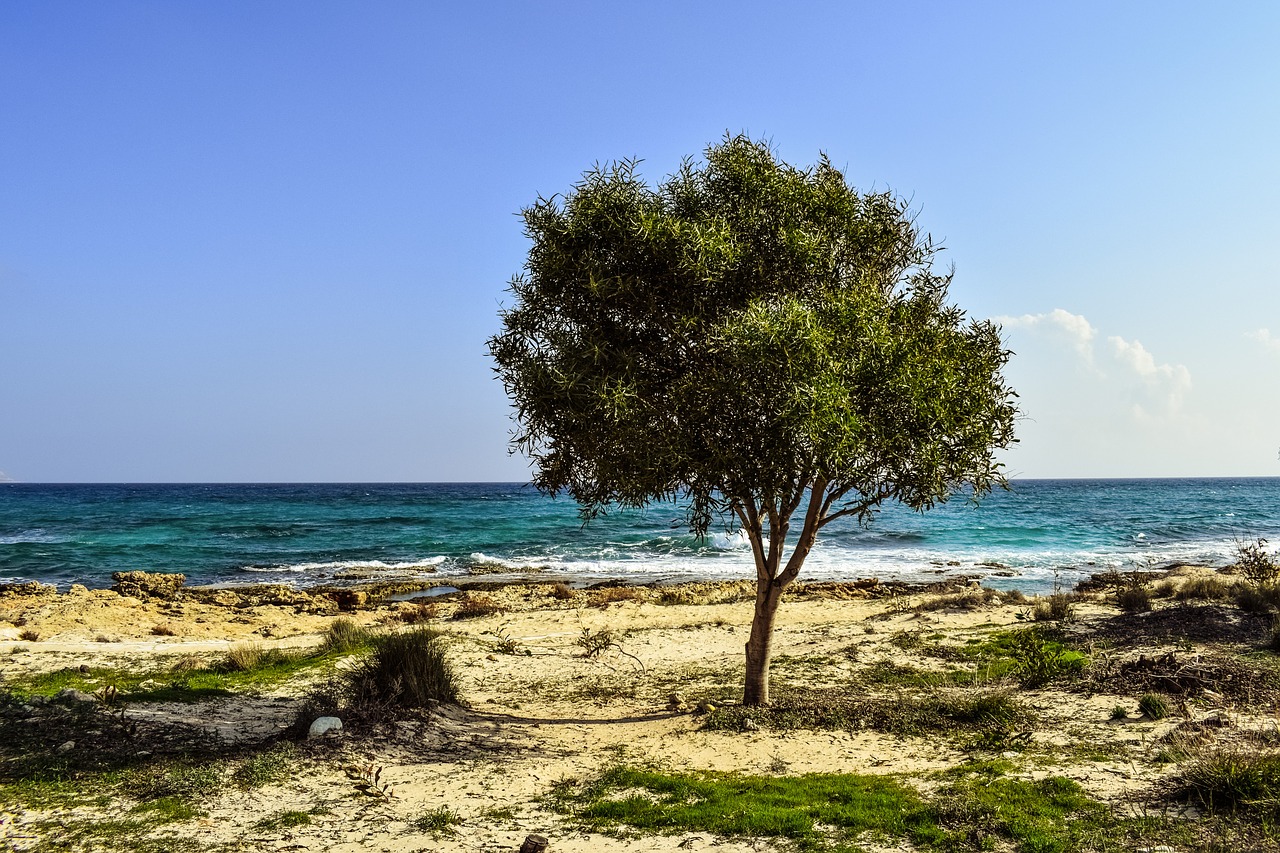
[4,568,1280,852]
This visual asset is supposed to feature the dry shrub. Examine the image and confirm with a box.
[222,643,276,672]
[590,586,646,607]
[1175,576,1234,602]
[348,628,458,708]
[452,594,505,620]
[400,601,438,623]
[17,629,39,642]
[1153,579,1178,598]
[1003,589,1029,604]
[1033,593,1075,622]
[1235,582,1280,616]
[914,588,999,612]
[151,623,178,637]
[549,582,576,601]
[320,617,372,654]
[1117,585,1152,613]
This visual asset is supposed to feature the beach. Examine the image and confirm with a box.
[5,567,1280,852]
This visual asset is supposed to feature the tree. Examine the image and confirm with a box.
[488,136,1017,706]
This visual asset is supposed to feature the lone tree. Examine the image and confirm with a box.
[489,136,1017,706]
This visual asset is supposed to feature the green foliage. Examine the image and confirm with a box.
[414,806,464,836]
[490,135,1017,533]
[955,628,1088,688]
[1138,693,1170,720]
[1032,593,1075,622]
[1236,539,1280,585]
[1177,750,1280,820]
[347,627,459,709]
[319,617,374,654]
[230,744,296,789]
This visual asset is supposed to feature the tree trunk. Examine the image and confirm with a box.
[743,581,784,706]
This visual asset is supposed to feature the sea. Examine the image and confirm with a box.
[1,480,1277,594]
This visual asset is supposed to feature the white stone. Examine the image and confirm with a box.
[308,716,343,739]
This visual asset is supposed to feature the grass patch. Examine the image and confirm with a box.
[564,765,939,850]
[560,764,1169,852]
[1176,750,1280,821]
[7,631,376,703]
[414,805,464,836]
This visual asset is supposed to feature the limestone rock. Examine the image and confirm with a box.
[111,572,186,600]
[308,716,344,739]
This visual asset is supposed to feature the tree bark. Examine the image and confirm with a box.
[743,580,784,706]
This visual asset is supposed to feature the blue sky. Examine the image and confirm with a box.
[2,1,1278,482]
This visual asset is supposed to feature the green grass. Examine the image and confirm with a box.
[6,632,377,703]
[414,806,465,836]
[559,764,1189,853]
[564,765,939,851]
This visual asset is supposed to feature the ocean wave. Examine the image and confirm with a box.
[237,556,448,575]
[0,529,65,545]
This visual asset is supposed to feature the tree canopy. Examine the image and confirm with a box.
[489,135,1017,704]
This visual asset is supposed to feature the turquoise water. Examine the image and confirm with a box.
[1,480,1277,592]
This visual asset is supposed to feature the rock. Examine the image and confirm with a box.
[667,692,687,711]
[54,688,96,705]
[111,571,186,600]
[0,581,58,597]
[68,584,89,595]
[331,590,369,611]
[55,740,76,754]
[308,716,344,739]
[78,664,90,674]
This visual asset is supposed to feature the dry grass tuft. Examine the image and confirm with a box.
[453,594,506,620]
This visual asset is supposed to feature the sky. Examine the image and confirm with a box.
[2,1,1278,482]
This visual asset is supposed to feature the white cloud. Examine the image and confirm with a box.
[997,308,1096,362]
[1247,328,1280,354]
[1107,335,1193,415]
[998,307,1192,419]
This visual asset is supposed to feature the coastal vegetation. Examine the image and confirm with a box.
[4,552,1280,851]
[488,135,1018,705]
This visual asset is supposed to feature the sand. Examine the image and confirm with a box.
[2,569,1276,852]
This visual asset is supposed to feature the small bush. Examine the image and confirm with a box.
[1008,629,1087,688]
[576,627,617,658]
[1110,704,1128,720]
[414,806,463,836]
[1116,585,1152,613]
[1138,693,1170,720]
[151,623,177,637]
[348,628,459,709]
[591,586,646,607]
[914,588,998,612]
[222,643,275,672]
[453,594,505,619]
[1235,582,1280,615]
[1177,750,1280,818]
[549,582,576,600]
[320,617,372,654]
[1174,576,1233,602]
[17,629,39,642]
[1002,589,1029,604]
[1236,538,1280,585]
[1032,593,1074,622]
